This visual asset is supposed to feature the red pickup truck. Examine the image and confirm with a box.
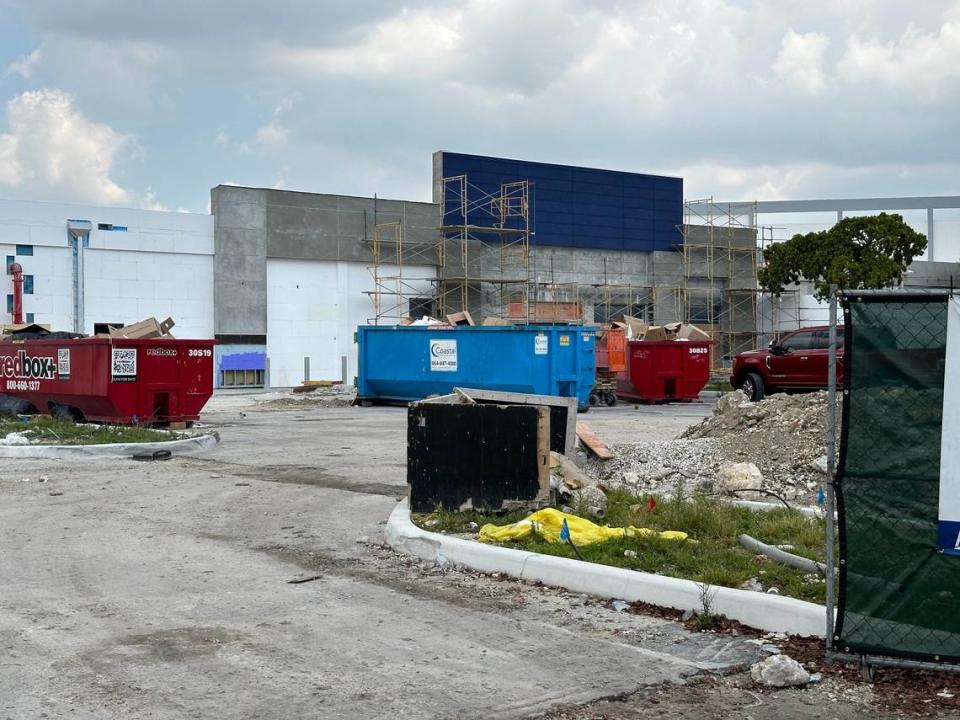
[730,325,843,401]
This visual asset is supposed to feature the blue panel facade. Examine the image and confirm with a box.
[437,152,683,252]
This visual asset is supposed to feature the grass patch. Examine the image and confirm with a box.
[0,417,179,445]
[413,487,832,604]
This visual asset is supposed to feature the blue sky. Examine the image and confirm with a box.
[2,1,960,213]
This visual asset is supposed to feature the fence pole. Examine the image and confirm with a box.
[825,286,838,651]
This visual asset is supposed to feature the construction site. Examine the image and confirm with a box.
[2,151,960,720]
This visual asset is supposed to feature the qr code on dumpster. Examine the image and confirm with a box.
[111,348,137,377]
[57,348,70,377]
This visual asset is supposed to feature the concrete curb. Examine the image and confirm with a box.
[386,499,825,637]
[0,432,220,459]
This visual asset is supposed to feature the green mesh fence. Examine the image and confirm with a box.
[836,292,955,662]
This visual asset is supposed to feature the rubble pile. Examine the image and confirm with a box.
[600,390,839,505]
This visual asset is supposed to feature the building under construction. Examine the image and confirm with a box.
[16,151,951,388]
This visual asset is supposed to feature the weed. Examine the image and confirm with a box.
[412,489,831,603]
[0,417,179,445]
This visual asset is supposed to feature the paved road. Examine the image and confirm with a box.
[0,395,754,720]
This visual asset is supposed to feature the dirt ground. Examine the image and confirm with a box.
[1,393,956,719]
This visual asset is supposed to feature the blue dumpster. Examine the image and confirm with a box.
[356,325,597,407]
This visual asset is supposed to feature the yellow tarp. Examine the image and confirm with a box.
[478,508,689,546]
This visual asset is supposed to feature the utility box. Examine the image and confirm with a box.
[0,337,216,424]
[356,325,597,408]
[616,340,713,403]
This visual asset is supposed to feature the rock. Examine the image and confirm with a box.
[750,654,811,687]
[623,549,637,558]
[740,577,763,592]
[610,599,628,612]
[766,587,780,595]
[717,462,764,493]
[467,521,479,530]
[810,455,829,474]
[714,390,750,416]
[761,644,782,655]
[355,535,370,544]
[573,485,608,518]
[424,519,438,528]
[681,608,695,622]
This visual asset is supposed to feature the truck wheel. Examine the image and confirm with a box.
[588,392,600,407]
[605,392,617,407]
[741,372,766,402]
[578,404,589,414]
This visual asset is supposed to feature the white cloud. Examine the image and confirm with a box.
[140,188,168,211]
[4,48,41,79]
[255,97,294,148]
[773,30,830,94]
[837,8,960,98]
[0,89,134,204]
[214,129,229,147]
[270,6,462,78]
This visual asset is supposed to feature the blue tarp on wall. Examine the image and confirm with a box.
[436,152,683,252]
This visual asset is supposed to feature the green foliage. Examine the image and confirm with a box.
[757,212,927,301]
[0,417,180,445]
[414,488,833,603]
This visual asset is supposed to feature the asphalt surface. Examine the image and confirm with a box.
[0,394,760,720]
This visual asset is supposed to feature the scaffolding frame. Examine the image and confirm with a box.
[365,217,439,325]
[437,175,533,322]
[681,198,766,371]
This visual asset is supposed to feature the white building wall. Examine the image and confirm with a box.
[266,258,435,387]
[0,198,213,336]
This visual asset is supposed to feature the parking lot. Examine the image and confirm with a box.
[0,395,786,719]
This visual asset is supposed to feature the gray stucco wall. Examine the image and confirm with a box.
[212,185,268,338]
[211,185,439,338]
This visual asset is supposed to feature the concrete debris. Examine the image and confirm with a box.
[571,485,608,518]
[750,654,811,687]
[681,609,694,622]
[739,577,763,592]
[598,390,840,505]
[609,599,629,612]
[716,462,764,493]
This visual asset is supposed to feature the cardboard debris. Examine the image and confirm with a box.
[445,311,475,327]
[621,315,649,340]
[677,323,712,341]
[108,316,176,339]
[624,321,711,344]
[640,325,668,342]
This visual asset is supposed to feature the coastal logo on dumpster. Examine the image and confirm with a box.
[1,349,57,391]
[429,339,457,372]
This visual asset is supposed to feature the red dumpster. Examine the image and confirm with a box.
[0,337,215,424]
[616,340,712,403]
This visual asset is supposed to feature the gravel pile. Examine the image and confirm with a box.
[599,390,839,505]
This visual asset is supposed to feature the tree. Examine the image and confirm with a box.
[757,212,927,301]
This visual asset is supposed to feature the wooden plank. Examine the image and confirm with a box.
[576,422,613,461]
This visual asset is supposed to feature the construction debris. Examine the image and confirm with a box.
[108,316,176,339]
[576,422,613,460]
[599,390,837,505]
[750,654,811,687]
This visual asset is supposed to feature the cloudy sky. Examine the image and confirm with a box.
[1,0,959,213]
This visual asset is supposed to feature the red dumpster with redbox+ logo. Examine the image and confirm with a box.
[0,337,215,424]
[616,340,713,403]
